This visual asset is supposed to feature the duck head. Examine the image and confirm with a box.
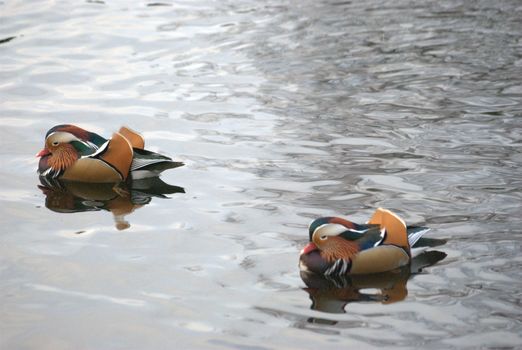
[300,217,364,274]
[37,125,106,176]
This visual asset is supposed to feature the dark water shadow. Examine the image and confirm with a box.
[38,177,185,230]
[301,250,447,324]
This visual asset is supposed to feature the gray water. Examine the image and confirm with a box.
[1,0,522,349]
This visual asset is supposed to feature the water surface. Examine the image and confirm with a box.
[1,0,522,349]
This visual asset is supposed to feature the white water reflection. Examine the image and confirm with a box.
[29,284,147,307]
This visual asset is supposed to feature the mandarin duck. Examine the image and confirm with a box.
[37,124,183,183]
[299,208,442,276]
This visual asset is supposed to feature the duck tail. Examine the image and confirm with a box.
[407,226,431,247]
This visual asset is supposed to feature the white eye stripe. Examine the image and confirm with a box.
[314,223,347,237]
[47,131,81,144]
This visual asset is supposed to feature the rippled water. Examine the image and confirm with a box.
[2,0,522,349]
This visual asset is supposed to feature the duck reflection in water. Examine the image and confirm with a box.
[301,248,446,324]
[38,177,184,230]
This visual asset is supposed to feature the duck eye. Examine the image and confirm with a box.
[52,141,59,146]
[320,235,327,240]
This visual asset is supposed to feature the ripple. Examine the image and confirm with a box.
[28,284,146,307]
